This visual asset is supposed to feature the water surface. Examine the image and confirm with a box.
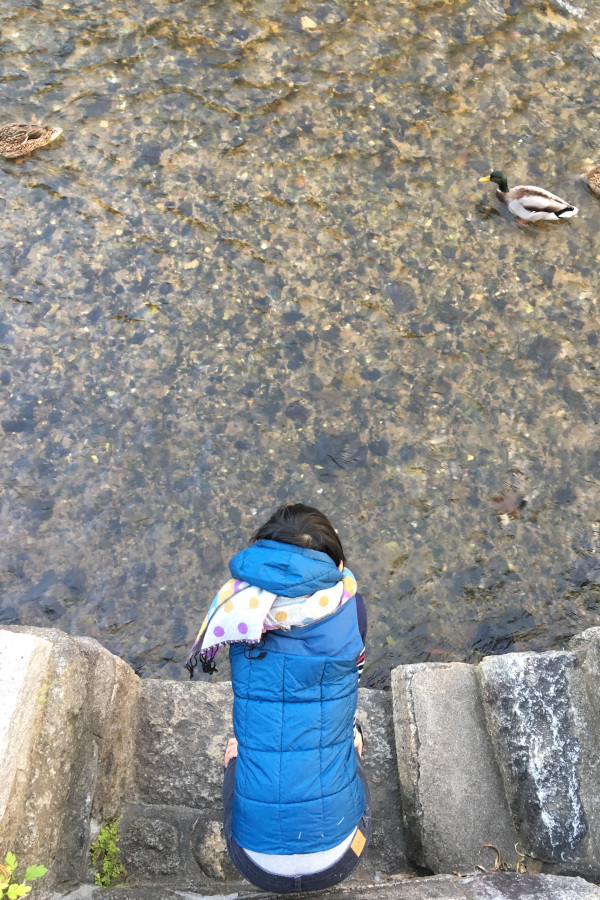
[1,0,600,684]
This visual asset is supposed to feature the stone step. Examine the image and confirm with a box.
[391,629,600,881]
[59,872,600,900]
[391,662,519,874]
[479,651,587,863]
[0,630,52,857]
[0,626,139,894]
[5,624,600,898]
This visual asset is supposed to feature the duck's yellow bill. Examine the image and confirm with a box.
[479,174,491,182]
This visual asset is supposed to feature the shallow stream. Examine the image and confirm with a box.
[1,0,600,684]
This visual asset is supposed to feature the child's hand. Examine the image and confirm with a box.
[224,738,238,767]
[354,727,363,758]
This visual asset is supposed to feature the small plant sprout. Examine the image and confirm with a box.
[90,818,127,887]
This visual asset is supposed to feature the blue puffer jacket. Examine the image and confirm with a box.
[228,541,366,854]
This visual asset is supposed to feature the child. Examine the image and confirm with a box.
[186,503,371,893]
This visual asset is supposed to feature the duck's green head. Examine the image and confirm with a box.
[480,171,509,192]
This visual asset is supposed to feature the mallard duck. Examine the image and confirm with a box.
[581,164,600,197]
[0,122,63,160]
[479,170,578,222]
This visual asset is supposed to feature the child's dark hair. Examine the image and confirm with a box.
[252,504,345,566]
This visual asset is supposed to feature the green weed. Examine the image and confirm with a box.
[90,818,127,887]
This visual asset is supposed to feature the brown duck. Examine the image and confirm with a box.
[0,122,63,161]
[581,164,600,197]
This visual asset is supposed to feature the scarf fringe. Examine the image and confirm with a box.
[184,638,263,679]
[184,652,217,678]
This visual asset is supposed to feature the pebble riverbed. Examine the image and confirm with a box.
[1,0,600,683]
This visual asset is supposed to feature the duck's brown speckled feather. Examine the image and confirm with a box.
[583,164,600,197]
[0,122,62,158]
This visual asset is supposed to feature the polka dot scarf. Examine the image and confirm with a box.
[185,568,358,677]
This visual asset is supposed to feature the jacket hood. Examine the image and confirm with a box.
[229,539,342,598]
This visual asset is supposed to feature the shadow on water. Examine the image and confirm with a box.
[1,0,600,683]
